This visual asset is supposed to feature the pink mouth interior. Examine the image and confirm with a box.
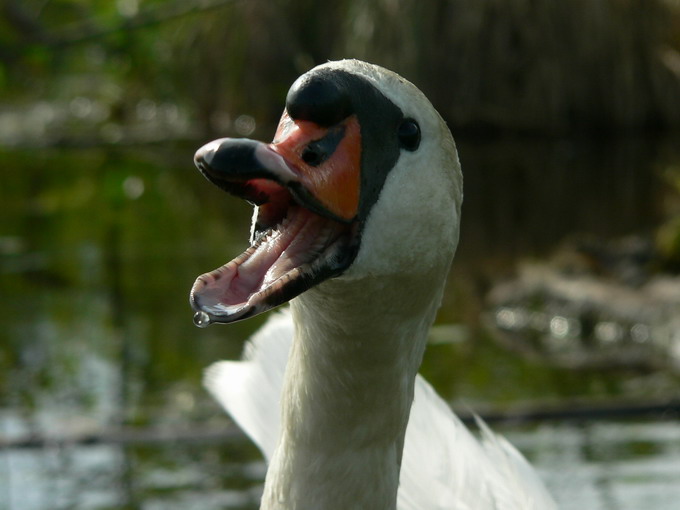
[191,196,349,319]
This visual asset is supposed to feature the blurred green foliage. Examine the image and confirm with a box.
[0,144,259,422]
[657,163,680,269]
[2,0,679,425]
[2,0,680,146]
[2,5,680,506]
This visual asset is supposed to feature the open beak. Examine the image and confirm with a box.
[190,113,362,325]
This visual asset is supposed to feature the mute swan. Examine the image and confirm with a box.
[190,60,557,510]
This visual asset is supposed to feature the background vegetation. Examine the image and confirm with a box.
[3,0,680,145]
[2,2,680,508]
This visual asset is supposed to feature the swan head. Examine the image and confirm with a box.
[190,59,462,325]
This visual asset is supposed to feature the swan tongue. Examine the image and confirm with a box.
[190,204,353,324]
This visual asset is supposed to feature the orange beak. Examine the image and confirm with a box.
[270,112,361,222]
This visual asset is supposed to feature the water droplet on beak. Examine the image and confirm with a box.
[193,311,212,328]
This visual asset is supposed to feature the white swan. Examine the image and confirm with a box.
[190,59,557,510]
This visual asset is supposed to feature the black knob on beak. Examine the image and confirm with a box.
[286,71,353,127]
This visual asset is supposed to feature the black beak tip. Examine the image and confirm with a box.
[194,138,229,171]
[193,138,276,186]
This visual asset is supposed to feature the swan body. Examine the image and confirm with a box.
[191,60,557,509]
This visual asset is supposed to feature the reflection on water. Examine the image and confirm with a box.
[1,420,678,509]
[517,421,680,510]
[0,430,266,510]
[1,136,679,508]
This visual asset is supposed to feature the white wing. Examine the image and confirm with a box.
[204,310,292,461]
[204,310,557,509]
[400,377,558,510]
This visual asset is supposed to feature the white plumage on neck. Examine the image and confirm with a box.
[261,260,450,510]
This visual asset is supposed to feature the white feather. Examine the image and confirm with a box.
[204,311,292,461]
[205,309,557,510]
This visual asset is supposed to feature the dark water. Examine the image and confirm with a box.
[1,136,679,509]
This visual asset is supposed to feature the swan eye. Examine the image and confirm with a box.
[398,119,420,151]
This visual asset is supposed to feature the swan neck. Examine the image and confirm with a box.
[261,275,445,510]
